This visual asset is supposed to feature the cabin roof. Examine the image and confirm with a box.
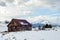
[7,19,32,26]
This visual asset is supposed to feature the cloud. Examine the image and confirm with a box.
[24,0,50,7]
[0,0,32,16]
[0,6,31,21]
[24,0,60,11]
[6,0,14,3]
[0,0,60,10]
[0,1,6,6]
[0,6,31,16]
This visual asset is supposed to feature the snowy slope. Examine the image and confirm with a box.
[0,23,60,40]
[0,30,60,40]
[0,23,8,32]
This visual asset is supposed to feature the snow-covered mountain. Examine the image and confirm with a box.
[27,16,60,25]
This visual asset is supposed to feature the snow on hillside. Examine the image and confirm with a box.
[0,23,60,40]
[0,30,60,40]
[0,23,8,32]
[0,28,60,40]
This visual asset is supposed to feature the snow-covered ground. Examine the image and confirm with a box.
[0,23,60,40]
[0,30,60,40]
[0,23,8,32]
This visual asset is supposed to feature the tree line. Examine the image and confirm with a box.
[38,24,52,30]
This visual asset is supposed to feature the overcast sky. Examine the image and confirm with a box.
[0,0,60,24]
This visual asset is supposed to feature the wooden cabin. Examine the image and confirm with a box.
[7,19,32,32]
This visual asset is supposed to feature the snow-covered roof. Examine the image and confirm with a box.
[20,22,28,25]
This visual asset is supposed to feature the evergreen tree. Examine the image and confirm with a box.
[45,24,49,28]
[43,24,52,28]
[48,24,52,28]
